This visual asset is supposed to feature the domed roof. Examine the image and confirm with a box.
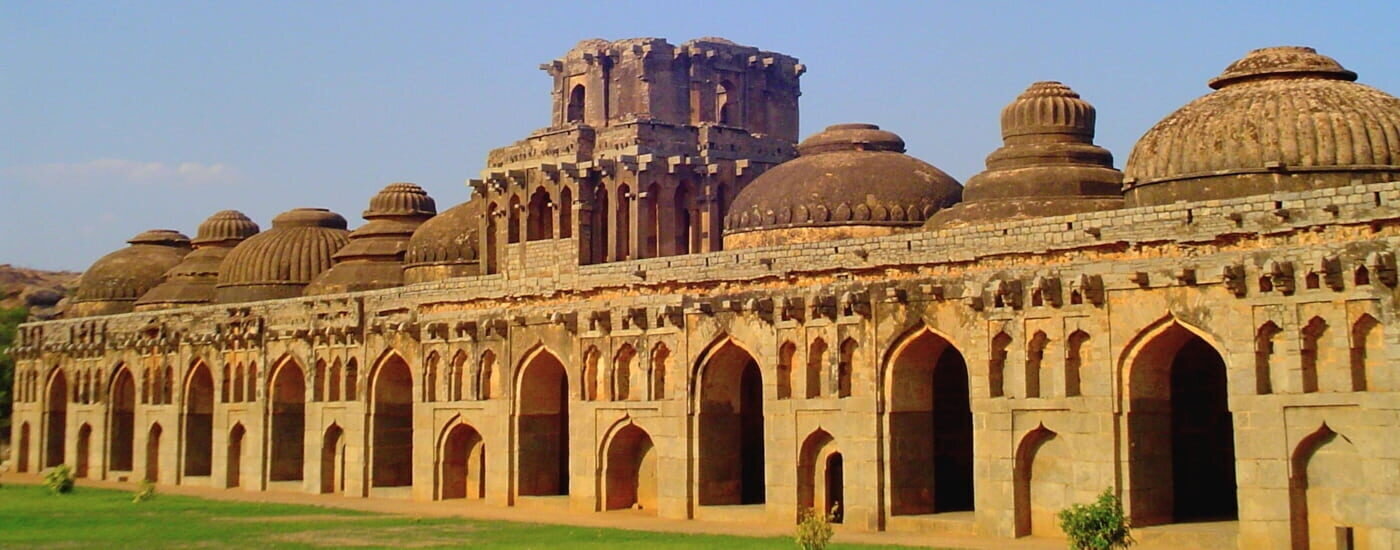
[724,123,962,248]
[215,208,349,303]
[927,82,1123,229]
[305,183,437,296]
[135,210,259,310]
[192,210,261,246]
[1125,46,1400,206]
[402,198,484,284]
[71,229,191,317]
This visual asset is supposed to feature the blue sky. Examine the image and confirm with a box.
[3,1,1398,270]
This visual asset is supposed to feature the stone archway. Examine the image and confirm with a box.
[183,362,215,478]
[1014,426,1068,537]
[44,369,68,468]
[18,422,31,473]
[108,367,136,472]
[604,424,657,513]
[697,339,766,506]
[227,424,245,488]
[371,353,414,488]
[798,429,843,522]
[321,424,346,494]
[516,349,570,497]
[269,359,306,482]
[1290,425,1366,549]
[440,422,485,500]
[145,423,163,482]
[1125,321,1237,525]
[75,423,92,478]
[886,326,974,515]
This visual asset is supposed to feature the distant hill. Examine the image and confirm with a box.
[0,264,81,318]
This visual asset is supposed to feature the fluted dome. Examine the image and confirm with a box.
[192,210,261,245]
[215,208,349,303]
[927,82,1123,229]
[402,198,484,284]
[135,211,259,310]
[723,123,962,249]
[71,230,191,317]
[1125,46,1400,206]
[305,183,437,295]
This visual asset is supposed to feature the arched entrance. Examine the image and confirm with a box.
[441,423,485,500]
[321,424,346,494]
[145,423,163,482]
[886,327,974,515]
[75,424,91,478]
[1126,322,1237,525]
[604,424,656,513]
[109,367,136,471]
[371,354,413,488]
[183,362,215,477]
[1014,426,1068,537]
[1290,426,1366,549]
[268,360,306,482]
[697,340,766,506]
[44,369,68,468]
[798,430,843,522]
[517,349,570,496]
[18,422,31,472]
[227,424,245,488]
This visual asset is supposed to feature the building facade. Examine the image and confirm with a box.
[9,39,1400,549]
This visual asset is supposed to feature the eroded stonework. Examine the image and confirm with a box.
[9,39,1400,549]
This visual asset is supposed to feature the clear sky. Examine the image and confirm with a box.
[3,1,1398,271]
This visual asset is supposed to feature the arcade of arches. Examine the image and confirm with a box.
[11,39,1400,549]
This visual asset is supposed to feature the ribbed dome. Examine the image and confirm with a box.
[1125,46,1400,206]
[72,230,191,317]
[305,183,437,295]
[215,208,349,303]
[927,82,1123,229]
[365,182,437,218]
[723,123,962,249]
[135,210,259,310]
[402,198,484,284]
[192,210,260,245]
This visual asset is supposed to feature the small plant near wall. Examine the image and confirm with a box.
[795,505,836,550]
[1058,488,1134,550]
[132,480,156,503]
[44,465,75,494]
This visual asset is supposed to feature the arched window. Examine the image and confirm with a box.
[1350,314,1380,391]
[1026,331,1048,398]
[837,338,857,398]
[716,80,737,125]
[806,338,827,398]
[527,187,554,241]
[1300,317,1326,393]
[567,84,586,124]
[478,350,497,400]
[559,186,574,239]
[1254,322,1281,395]
[1065,330,1089,397]
[508,195,522,244]
[990,332,1012,398]
[615,185,631,261]
[424,353,439,402]
[776,341,795,400]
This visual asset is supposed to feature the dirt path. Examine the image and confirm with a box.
[0,473,1064,550]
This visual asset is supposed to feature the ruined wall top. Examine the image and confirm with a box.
[538,37,803,141]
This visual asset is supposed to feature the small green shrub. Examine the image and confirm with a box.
[132,480,156,503]
[44,465,75,494]
[795,506,835,550]
[1058,487,1134,550]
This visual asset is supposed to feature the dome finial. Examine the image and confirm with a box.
[1208,46,1357,89]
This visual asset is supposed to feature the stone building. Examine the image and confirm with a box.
[8,39,1400,549]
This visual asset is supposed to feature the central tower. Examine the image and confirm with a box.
[472,37,804,277]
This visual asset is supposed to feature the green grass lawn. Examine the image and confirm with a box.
[0,484,913,549]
